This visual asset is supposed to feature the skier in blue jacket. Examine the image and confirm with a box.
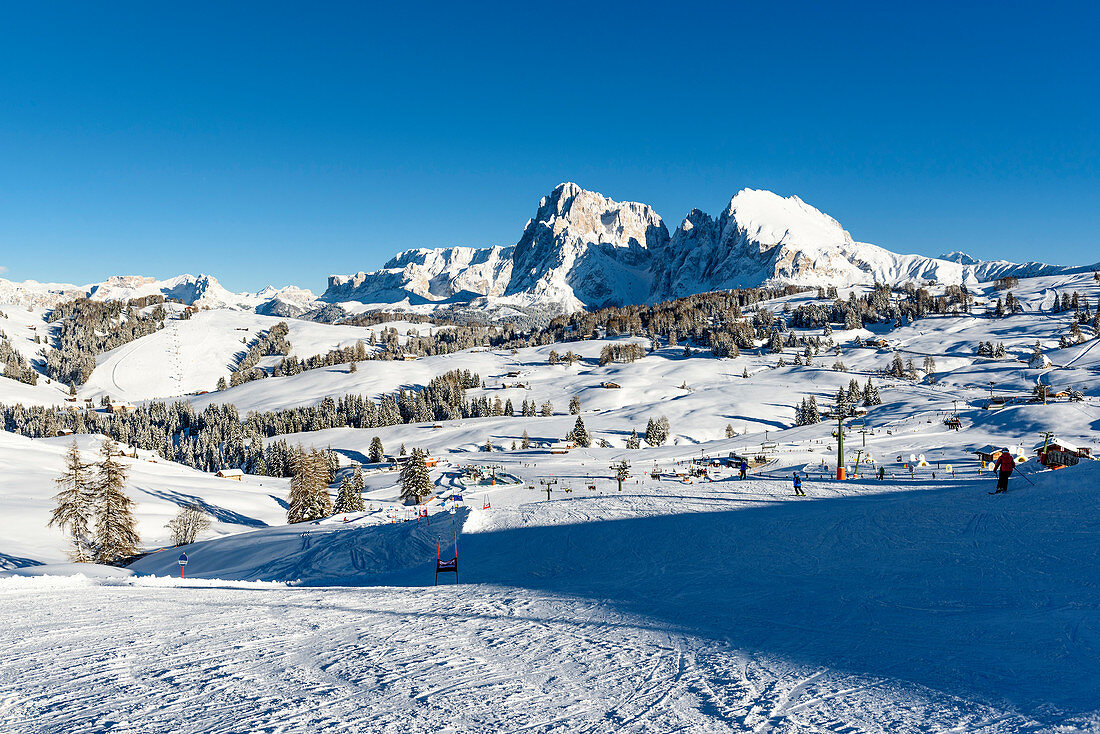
[793,473,805,496]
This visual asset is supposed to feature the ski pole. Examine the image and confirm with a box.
[1015,467,1036,486]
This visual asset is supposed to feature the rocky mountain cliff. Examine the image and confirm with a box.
[3,184,1085,317]
[323,184,1080,313]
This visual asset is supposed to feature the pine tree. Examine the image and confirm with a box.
[350,465,365,493]
[569,395,581,415]
[521,430,531,449]
[484,437,494,452]
[368,436,385,464]
[805,396,821,423]
[644,418,657,446]
[48,440,95,562]
[626,429,640,449]
[333,475,365,514]
[569,416,590,448]
[725,423,735,438]
[399,448,432,505]
[92,437,140,564]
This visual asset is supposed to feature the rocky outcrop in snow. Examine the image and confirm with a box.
[323,246,514,306]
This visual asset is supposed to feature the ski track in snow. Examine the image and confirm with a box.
[0,581,1048,734]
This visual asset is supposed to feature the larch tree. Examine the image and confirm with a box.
[93,437,140,564]
[48,440,95,562]
[287,449,333,523]
[166,505,212,546]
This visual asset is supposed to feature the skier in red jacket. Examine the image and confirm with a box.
[993,449,1015,493]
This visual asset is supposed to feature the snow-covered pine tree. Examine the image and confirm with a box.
[569,395,581,415]
[48,440,95,562]
[399,448,432,505]
[368,436,385,464]
[644,418,657,446]
[92,437,140,564]
[805,396,821,423]
[863,378,882,406]
[568,416,590,447]
[725,424,735,438]
[626,429,640,449]
[656,416,671,445]
[333,474,365,514]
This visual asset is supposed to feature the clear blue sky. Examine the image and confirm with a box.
[1,2,1097,292]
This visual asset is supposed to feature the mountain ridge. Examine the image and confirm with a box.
[2,184,1092,316]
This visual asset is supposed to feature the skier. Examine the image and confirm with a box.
[793,473,805,496]
[992,448,1015,494]
[739,458,748,480]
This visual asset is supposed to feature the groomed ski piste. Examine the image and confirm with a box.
[1,271,1099,733]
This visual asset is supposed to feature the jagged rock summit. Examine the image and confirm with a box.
[4,184,1085,317]
[325,183,1078,313]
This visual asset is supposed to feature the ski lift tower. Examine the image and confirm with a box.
[827,407,852,480]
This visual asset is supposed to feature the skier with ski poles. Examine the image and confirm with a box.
[739,458,748,480]
[793,472,805,496]
[991,448,1015,494]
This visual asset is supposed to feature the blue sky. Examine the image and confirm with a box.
[1,2,1097,292]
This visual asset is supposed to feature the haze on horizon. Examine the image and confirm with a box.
[1,2,1097,293]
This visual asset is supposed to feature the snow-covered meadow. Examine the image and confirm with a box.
[2,269,1099,732]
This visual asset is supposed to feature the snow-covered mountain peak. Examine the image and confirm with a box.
[939,251,979,265]
[503,184,668,311]
[722,188,854,255]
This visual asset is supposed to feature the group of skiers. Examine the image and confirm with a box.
[731,449,1020,497]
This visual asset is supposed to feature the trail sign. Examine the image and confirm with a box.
[178,553,188,578]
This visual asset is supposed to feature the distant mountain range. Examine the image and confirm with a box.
[1,184,1092,316]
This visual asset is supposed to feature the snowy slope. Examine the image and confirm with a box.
[78,310,419,403]
[5,455,1089,731]
[0,432,288,567]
